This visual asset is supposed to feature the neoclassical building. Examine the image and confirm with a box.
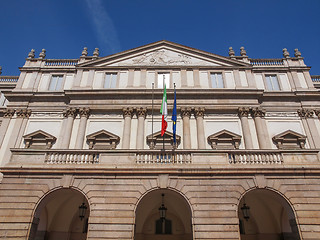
[0,41,320,240]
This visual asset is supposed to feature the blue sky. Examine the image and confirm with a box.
[0,0,319,75]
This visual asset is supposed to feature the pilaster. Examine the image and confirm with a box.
[136,107,147,149]
[61,108,77,149]
[75,108,90,149]
[238,107,253,149]
[122,107,134,149]
[181,107,192,149]
[194,107,206,149]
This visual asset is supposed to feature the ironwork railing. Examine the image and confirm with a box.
[249,58,284,66]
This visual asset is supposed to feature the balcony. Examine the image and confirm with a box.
[6,149,319,172]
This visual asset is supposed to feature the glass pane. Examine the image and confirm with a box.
[56,76,63,90]
[271,76,280,90]
[266,76,273,90]
[216,73,223,88]
[110,74,117,88]
[158,73,170,88]
[49,76,58,91]
[211,74,217,88]
[104,74,111,88]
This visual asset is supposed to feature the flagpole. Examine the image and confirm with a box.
[163,75,165,151]
[152,82,154,149]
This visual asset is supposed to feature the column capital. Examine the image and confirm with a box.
[181,107,192,118]
[63,108,77,118]
[251,107,265,118]
[16,109,32,118]
[3,109,15,118]
[314,109,320,118]
[136,107,147,119]
[194,107,205,119]
[238,107,250,117]
[122,107,134,118]
[298,108,314,118]
[79,107,90,118]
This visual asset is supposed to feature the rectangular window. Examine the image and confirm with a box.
[104,73,117,88]
[210,73,224,88]
[265,75,280,91]
[48,75,63,91]
[158,73,170,89]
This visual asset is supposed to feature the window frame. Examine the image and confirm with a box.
[263,74,281,91]
[209,71,225,88]
[48,75,65,91]
[103,72,118,89]
[157,72,171,89]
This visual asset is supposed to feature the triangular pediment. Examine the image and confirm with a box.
[87,129,120,141]
[273,130,306,140]
[146,130,181,149]
[24,130,56,140]
[86,130,120,149]
[208,129,241,140]
[79,40,250,68]
[272,130,306,149]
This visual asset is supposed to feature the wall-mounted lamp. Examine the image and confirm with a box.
[158,193,167,221]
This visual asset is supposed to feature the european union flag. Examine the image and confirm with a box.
[172,86,177,143]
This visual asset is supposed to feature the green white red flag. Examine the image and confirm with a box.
[160,83,167,136]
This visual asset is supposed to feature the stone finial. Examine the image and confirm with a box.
[283,48,290,58]
[39,49,46,59]
[294,48,301,57]
[28,49,35,59]
[228,47,235,57]
[240,47,247,56]
[93,48,100,57]
[81,47,88,57]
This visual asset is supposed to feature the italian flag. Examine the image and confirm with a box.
[160,83,167,136]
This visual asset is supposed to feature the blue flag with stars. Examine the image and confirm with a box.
[172,86,177,143]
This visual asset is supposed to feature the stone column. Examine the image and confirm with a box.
[181,107,192,149]
[75,108,90,149]
[252,108,270,149]
[61,108,77,149]
[299,109,320,148]
[122,107,134,149]
[238,107,253,149]
[136,107,147,149]
[0,109,15,147]
[194,107,206,149]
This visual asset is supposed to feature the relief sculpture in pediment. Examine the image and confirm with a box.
[132,50,192,65]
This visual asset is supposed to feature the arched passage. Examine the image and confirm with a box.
[28,188,90,240]
[238,188,300,240]
[135,189,193,240]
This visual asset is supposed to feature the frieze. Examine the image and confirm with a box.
[31,112,63,118]
[265,112,299,118]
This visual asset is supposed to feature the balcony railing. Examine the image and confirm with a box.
[9,149,320,167]
[0,76,19,82]
[44,59,78,66]
[311,75,320,82]
[249,58,284,66]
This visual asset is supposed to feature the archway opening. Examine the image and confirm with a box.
[135,189,193,240]
[238,189,300,240]
[28,188,90,240]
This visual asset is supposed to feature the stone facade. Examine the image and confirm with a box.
[0,41,320,239]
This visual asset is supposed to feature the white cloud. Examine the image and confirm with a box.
[85,0,121,53]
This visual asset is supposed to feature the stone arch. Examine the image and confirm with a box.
[134,188,193,240]
[28,187,90,240]
[237,187,301,240]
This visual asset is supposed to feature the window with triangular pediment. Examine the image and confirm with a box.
[146,131,181,150]
[272,130,306,149]
[207,129,241,149]
[86,130,120,149]
[23,130,56,149]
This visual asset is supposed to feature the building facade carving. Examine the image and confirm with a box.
[0,40,319,240]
